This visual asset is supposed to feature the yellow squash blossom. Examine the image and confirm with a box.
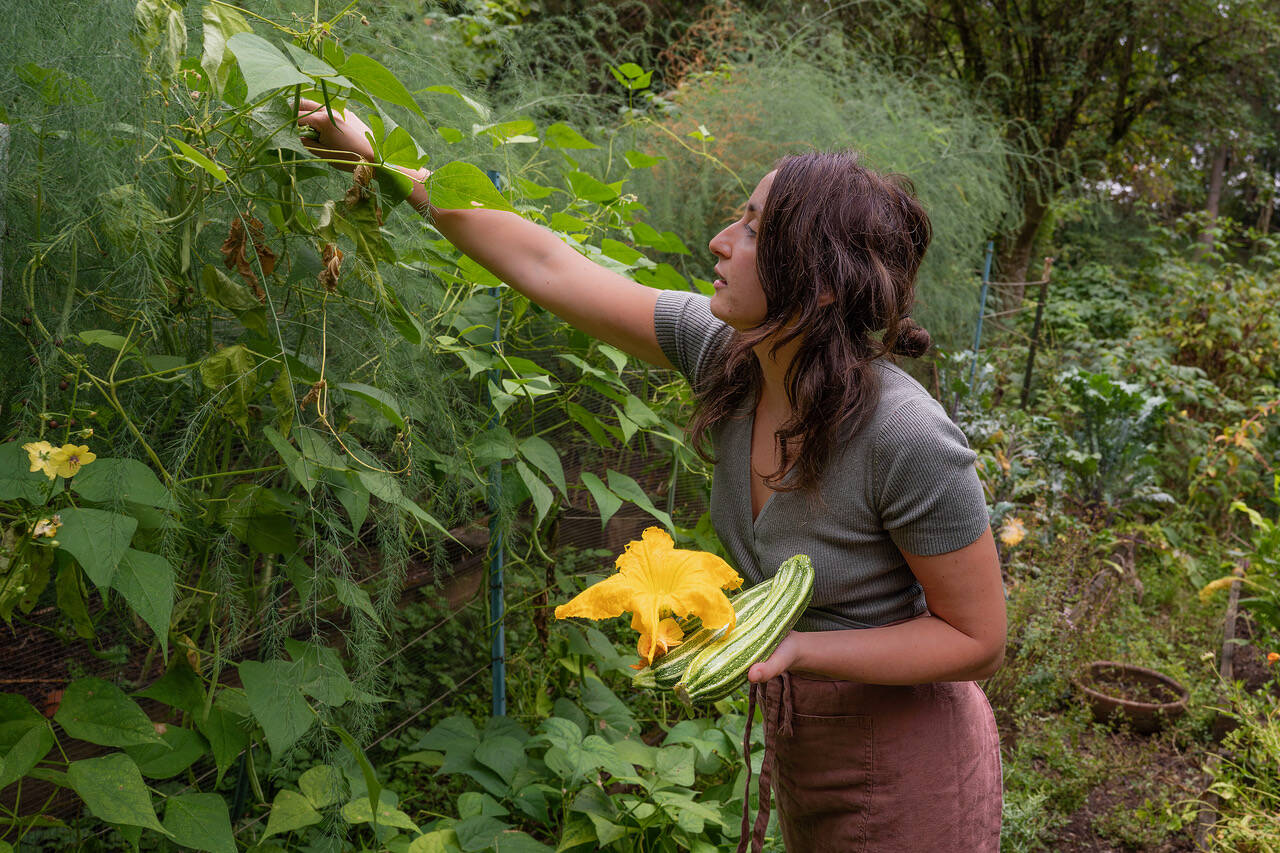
[23,441,57,480]
[999,517,1027,547]
[632,617,685,669]
[555,527,743,666]
[49,444,96,479]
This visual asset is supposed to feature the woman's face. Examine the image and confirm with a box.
[708,171,774,330]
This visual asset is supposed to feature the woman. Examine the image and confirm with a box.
[298,101,1006,852]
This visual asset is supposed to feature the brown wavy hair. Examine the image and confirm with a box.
[688,151,934,493]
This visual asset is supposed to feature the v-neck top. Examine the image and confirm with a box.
[655,290,991,631]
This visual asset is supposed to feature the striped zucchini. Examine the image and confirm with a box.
[673,554,814,705]
[632,581,776,689]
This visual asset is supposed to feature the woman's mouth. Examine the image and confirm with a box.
[713,278,727,290]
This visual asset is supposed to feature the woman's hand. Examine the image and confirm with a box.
[747,632,803,683]
[296,97,377,170]
[748,533,1005,686]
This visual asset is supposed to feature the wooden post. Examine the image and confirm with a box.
[1019,257,1053,410]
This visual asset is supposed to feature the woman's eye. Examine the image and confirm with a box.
[743,222,756,236]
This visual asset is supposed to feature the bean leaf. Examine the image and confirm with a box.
[163,793,236,853]
[579,472,621,529]
[169,138,227,183]
[516,461,553,525]
[263,789,321,840]
[67,753,168,834]
[110,549,174,656]
[337,382,406,430]
[607,469,673,531]
[200,3,251,99]
[0,443,47,503]
[544,122,597,150]
[427,162,515,212]
[56,507,137,588]
[0,695,54,789]
[239,660,314,758]
[340,54,424,117]
[54,679,163,748]
[226,33,311,101]
[518,436,566,496]
[125,725,208,779]
[72,457,175,509]
[298,764,344,809]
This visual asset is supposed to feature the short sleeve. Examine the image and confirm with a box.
[653,290,732,390]
[873,397,991,556]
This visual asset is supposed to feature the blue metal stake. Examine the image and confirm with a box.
[488,454,505,718]
[485,169,506,718]
[965,241,995,401]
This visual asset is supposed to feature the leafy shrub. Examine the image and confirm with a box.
[1156,257,1280,401]
[1204,682,1280,852]
[1048,368,1172,519]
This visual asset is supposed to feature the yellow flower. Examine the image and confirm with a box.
[49,444,96,479]
[555,527,743,666]
[23,441,57,480]
[631,617,685,670]
[1199,576,1238,603]
[32,514,62,538]
[999,517,1027,547]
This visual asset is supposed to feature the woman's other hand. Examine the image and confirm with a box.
[296,97,376,170]
[748,632,803,683]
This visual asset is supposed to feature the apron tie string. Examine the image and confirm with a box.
[736,673,793,853]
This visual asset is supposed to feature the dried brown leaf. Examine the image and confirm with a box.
[219,217,277,302]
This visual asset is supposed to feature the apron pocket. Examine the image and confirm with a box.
[773,713,873,853]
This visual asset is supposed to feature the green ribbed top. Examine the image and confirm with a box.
[655,290,991,631]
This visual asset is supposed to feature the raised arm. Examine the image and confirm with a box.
[296,99,672,368]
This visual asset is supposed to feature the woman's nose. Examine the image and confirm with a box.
[708,226,731,258]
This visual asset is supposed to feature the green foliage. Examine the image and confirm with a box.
[163,793,239,853]
[1205,683,1280,851]
[0,1,1275,851]
[1154,248,1280,401]
[1201,481,1280,638]
[67,752,170,835]
[248,622,772,852]
[1052,368,1172,516]
[0,1,713,845]
[619,9,1016,346]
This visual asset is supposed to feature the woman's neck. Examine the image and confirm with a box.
[752,335,800,419]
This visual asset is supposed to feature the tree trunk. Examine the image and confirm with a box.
[997,188,1051,307]
[1258,193,1274,235]
[1196,145,1229,255]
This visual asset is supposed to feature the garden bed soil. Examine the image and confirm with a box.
[1051,733,1203,852]
[1227,621,1280,697]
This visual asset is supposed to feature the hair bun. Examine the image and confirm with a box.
[892,318,932,358]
